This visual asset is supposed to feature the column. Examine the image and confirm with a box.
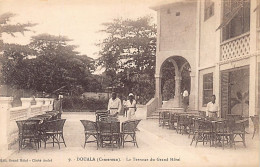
[174,75,182,107]
[248,0,258,132]
[155,74,162,108]
[189,72,196,110]
[0,97,13,152]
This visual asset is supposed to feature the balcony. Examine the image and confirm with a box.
[220,32,250,62]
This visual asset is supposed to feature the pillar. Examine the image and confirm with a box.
[248,0,258,132]
[174,75,182,107]
[155,74,162,108]
[189,72,196,110]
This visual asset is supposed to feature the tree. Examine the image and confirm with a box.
[0,12,36,85]
[2,33,96,95]
[97,16,156,102]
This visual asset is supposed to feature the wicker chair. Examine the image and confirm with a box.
[16,120,41,152]
[250,115,259,139]
[169,113,178,129]
[213,120,233,149]
[190,119,213,147]
[95,110,109,122]
[198,111,206,117]
[97,121,120,150]
[42,119,67,149]
[121,120,140,148]
[80,120,98,149]
[161,111,171,128]
[232,119,248,148]
[176,114,190,134]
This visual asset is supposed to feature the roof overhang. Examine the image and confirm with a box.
[150,0,197,11]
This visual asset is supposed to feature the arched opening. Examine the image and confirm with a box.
[159,56,191,108]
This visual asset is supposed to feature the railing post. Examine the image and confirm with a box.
[0,97,13,153]
[21,98,32,119]
[35,98,44,114]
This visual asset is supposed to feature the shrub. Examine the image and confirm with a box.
[62,96,108,111]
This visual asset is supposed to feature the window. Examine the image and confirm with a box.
[204,0,214,21]
[203,73,213,106]
[222,0,250,41]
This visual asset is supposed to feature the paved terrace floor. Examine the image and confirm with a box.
[4,108,260,167]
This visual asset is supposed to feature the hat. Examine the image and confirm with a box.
[129,93,134,96]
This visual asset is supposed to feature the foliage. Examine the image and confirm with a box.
[162,79,175,101]
[62,96,108,111]
[0,12,37,38]
[97,16,156,101]
[1,33,98,95]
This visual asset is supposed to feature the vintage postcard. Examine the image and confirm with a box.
[0,0,259,167]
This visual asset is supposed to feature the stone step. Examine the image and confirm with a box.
[147,117,159,120]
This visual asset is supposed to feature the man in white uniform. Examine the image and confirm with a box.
[182,88,189,112]
[107,92,122,117]
[206,95,219,118]
[126,93,137,120]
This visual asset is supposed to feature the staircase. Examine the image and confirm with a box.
[147,110,160,120]
[147,108,184,120]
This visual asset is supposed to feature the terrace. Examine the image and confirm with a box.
[3,107,259,167]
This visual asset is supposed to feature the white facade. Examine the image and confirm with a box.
[151,0,259,119]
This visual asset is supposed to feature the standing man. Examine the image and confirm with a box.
[107,92,122,117]
[206,95,219,118]
[126,93,137,120]
[182,88,189,112]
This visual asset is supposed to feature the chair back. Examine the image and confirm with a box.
[162,111,170,119]
[250,115,259,128]
[214,120,228,133]
[21,120,41,137]
[233,119,248,133]
[178,114,189,126]
[122,121,136,132]
[96,110,109,122]
[43,119,66,132]
[198,111,206,117]
[227,114,242,121]
[80,120,97,132]
[201,120,213,132]
[98,121,120,134]
[16,120,27,134]
[111,122,120,133]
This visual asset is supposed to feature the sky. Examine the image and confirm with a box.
[0,0,158,59]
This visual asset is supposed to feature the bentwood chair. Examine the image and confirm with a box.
[16,120,41,152]
[121,120,140,148]
[42,119,67,149]
[250,115,259,139]
[80,120,98,149]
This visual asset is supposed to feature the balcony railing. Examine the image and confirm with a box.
[220,32,250,62]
